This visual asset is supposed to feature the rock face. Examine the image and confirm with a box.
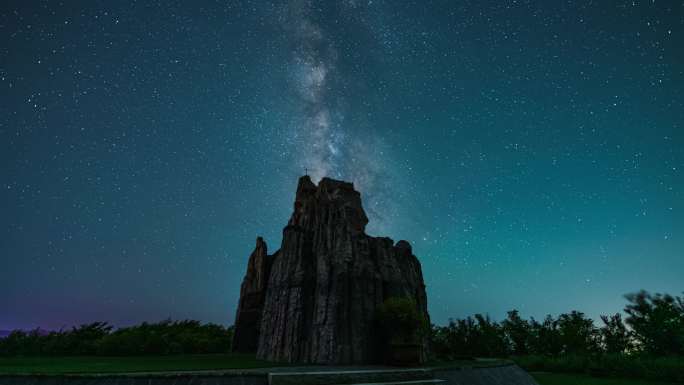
[232,176,429,364]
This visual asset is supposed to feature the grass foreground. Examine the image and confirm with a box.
[0,355,516,375]
[532,372,682,385]
[6,355,683,385]
[0,354,278,375]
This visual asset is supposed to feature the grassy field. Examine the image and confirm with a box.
[0,355,513,375]
[0,354,278,374]
[515,354,684,383]
[5,355,682,384]
[532,372,682,385]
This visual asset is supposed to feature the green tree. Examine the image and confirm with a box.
[472,314,510,357]
[600,313,632,354]
[557,311,599,354]
[624,290,684,355]
[502,310,531,355]
[529,315,563,356]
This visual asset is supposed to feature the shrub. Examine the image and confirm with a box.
[376,297,428,344]
[429,314,509,359]
[513,354,684,383]
[0,320,233,356]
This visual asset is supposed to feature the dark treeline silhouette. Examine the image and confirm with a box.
[0,320,234,356]
[429,290,684,359]
[0,290,681,374]
[429,290,684,383]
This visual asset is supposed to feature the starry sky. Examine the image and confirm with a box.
[1,1,683,331]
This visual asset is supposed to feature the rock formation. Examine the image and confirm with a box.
[232,176,429,364]
[231,237,272,353]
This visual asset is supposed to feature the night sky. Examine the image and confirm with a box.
[1,1,683,331]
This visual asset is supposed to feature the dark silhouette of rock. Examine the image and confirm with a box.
[232,236,273,353]
[233,176,429,364]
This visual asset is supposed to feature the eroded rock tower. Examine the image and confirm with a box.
[232,176,429,364]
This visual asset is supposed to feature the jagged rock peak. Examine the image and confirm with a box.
[294,175,316,200]
[289,175,369,234]
[246,237,269,290]
[231,236,273,353]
